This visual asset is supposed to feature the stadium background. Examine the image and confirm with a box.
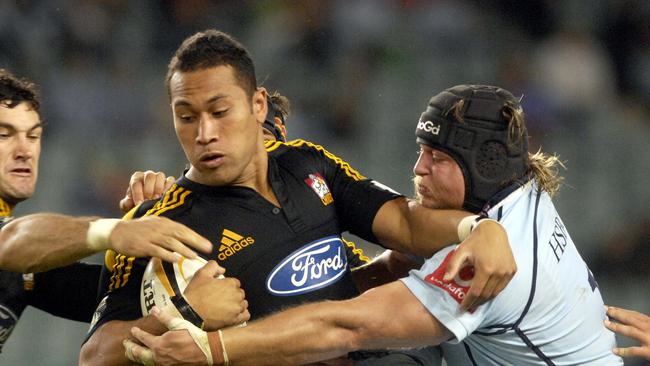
[0,1,648,364]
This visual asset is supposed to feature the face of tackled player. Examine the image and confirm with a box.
[0,102,41,205]
[413,144,464,210]
[170,65,267,187]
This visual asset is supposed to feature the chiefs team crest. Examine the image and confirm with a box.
[305,172,333,205]
[424,249,475,308]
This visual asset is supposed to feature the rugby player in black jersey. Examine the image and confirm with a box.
[80,29,516,366]
[0,69,220,355]
[119,92,438,365]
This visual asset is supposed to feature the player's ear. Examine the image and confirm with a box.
[252,87,267,125]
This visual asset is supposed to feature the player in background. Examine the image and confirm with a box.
[81,30,516,366]
[0,66,212,272]
[125,84,622,366]
[0,68,216,354]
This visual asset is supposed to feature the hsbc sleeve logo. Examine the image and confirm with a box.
[424,250,474,306]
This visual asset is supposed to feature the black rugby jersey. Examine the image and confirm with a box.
[0,217,101,353]
[91,139,401,335]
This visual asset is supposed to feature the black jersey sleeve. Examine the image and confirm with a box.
[0,270,27,353]
[0,219,27,352]
[27,262,101,323]
[290,140,403,243]
[86,256,147,342]
[86,201,156,341]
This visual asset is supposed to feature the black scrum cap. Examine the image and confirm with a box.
[415,85,528,212]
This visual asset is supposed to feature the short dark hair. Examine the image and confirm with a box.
[166,30,257,98]
[0,69,40,113]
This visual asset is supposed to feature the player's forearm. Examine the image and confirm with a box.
[0,213,99,273]
[221,300,361,365]
[351,250,420,293]
[403,200,471,256]
[373,198,468,257]
[80,316,167,366]
[221,283,445,365]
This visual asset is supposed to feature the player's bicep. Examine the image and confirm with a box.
[349,281,452,349]
[371,198,413,252]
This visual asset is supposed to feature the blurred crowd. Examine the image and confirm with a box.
[0,0,648,364]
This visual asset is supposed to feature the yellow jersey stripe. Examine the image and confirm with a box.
[154,190,191,216]
[343,238,370,263]
[286,139,366,181]
[110,254,126,290]
[109,185,192,291]
[105,203,143,271]
[122,256,135,285]
[265,140,283,152]
[105,249,117,270]
[144,184,184,217]
[0,197,13,217]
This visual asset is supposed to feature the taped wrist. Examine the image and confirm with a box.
[472,217,499,231]
[208,330,230,366]
[457,215,492,241]
[86,219,121,251]
[160,313,214,365]
[171,295,205,329]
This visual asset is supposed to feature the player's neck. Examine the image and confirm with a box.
[247,146,280,207]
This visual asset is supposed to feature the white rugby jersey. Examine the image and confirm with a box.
[401,180,622,365]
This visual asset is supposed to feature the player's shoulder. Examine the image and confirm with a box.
[127,183,194,220]
[266,139,353,166]
[265,139,324,166]
[126,200,156,219]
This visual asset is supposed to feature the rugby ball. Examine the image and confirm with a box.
[140,256,207,316]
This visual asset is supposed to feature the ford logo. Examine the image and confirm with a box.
[267,236,347,296]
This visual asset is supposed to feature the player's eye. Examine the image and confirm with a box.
[178,114,195,122]
[27,130,42,140]
[212,109,228,118]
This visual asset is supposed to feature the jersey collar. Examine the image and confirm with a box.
[0,196,14,218]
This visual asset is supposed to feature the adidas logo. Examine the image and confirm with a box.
[218,229,255,261]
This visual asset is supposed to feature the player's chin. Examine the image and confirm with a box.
[417,194,437,209]
[420,195,454,210]
[4,185,35,202]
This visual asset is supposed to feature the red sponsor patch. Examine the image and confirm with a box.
[424,250,475,305]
